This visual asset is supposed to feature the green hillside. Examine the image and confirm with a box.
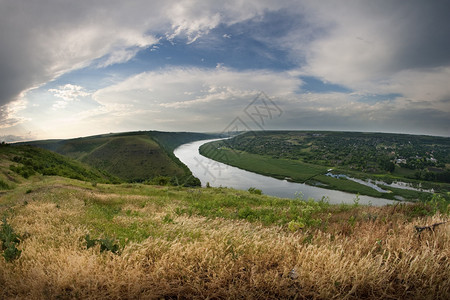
[21,131,220,186]
[0,143,117,190]
[81,135,184,182]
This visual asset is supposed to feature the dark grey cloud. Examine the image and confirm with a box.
[386,108,450,137]
[0,0,168,107]
[277,104,450,137]
[382,0,450,71]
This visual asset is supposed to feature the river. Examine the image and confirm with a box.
[174,139,397,206]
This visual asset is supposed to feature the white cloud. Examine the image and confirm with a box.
[85,63,448,136]
[80,67,301,132]
[92,67,301,110]
[0,98,28,129]
[384,67,450,111]
[48,84,91,109]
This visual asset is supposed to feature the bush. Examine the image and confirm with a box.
[0,218,21,262]
[85,234,120,254]
[149,176,172,186]
[0,179,10,190]
[248,187,262,195]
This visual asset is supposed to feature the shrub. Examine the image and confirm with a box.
[85,234,120,254]
[98,237,120,254]
[0,179,10,190]
[149,176,172,186]
[0,218,21,262]
[248,187,262,195]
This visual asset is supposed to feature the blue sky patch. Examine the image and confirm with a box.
[300,76,352,93]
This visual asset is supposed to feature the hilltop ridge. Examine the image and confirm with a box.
[18,131,221,186]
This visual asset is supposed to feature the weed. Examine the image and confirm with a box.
[84,234,97,249]
[98,237,120,254]
[248,187,262,195]
[0,217,21,262]
[353,194,360,207]
[162,213,175,224]
[0,179,11,190]
[302,233,314,244]
[84,234,120,254]
[428,193,449,215]
[288,220,304,232]
[348,215,357,227]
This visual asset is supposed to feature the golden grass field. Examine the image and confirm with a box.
[1,177,449,299]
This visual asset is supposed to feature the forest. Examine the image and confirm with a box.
[224,131,450,183]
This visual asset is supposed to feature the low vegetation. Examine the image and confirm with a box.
[0,174,449,299]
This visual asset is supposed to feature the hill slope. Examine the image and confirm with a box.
[80,135,184,182]
[21,131,220,185]
[0,143,117,190]
[0,176,448,299]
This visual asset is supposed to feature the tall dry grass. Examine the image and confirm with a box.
[0,183,449,299]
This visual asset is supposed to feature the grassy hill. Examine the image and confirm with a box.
[0,174,448,299]
[0,143,117,190]
[21,131,220,186]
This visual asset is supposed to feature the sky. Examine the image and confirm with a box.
[0,0,449,142]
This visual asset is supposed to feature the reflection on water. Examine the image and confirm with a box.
[174,139,396,206]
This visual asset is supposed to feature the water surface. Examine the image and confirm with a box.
[174,139,396,206]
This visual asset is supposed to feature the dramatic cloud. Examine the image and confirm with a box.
[0,0,277,107]
[0,0,449,140]
[0,0,163,107]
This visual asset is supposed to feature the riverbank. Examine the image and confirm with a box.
[175,139,396,205]
[199,141,433,202]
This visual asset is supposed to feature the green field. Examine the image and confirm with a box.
[200,142,328,181]
[0,143,118,187]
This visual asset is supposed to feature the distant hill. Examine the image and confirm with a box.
[19,131,220,185]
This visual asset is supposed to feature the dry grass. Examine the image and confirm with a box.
[0,179,449,299]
